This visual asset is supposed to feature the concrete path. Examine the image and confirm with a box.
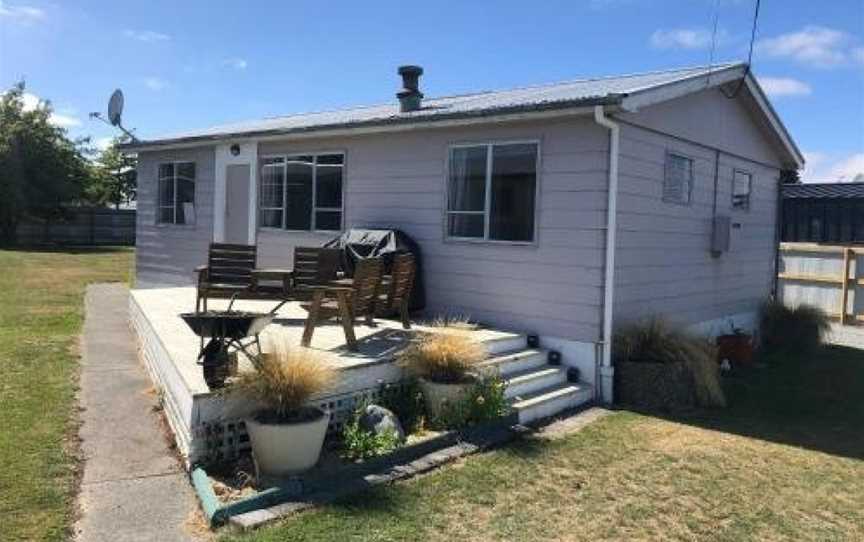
[75,284,202,542]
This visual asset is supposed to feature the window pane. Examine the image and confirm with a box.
[158,207,174,224]
[449,146,487,212]
[664,154,692,204]
[286,155,314,164]
[158,163,174,179]
[315,211,341,231]
[260,165,284,208]
[260,209,283,228]
[317,154,344,165]
[490,143,537,241]
[175,178,195,225]
[448,214,484,238]
[732,171,751,209]
[316,164,343,208]
[158,177,174,208]
[284,161,312,230]
[177,162,195,180]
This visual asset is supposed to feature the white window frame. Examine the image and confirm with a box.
[445,140,540,244]
[731,168,752,211]
[257,151,346,232]
[157,161,195,225]
[662,151,694,206]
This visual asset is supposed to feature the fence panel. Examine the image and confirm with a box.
[15,208,136,246]
[778,242,861,324]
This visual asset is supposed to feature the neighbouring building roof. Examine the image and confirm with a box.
[782,182,864,199]
[121,62,803,167]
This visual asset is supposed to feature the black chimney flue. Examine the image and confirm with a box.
[397,65,423,112]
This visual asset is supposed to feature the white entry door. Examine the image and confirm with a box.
[224,164,251,244]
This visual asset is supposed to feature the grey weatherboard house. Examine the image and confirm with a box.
[123,62,804,403]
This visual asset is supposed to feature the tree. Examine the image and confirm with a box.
[87,137,137,209]
[0,82,90,244]
[779,169,801,184]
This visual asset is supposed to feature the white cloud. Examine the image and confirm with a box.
[19,92,81,127]
[757,77,812,97]
[755,26,860,68]
[124,29,171,42]
[853,47,864,65]
[650,28,729,50]
[94,137,114,151]
[802,152,864,183]
[143,77,168,91]
[0,1,45,23]
[223,57,248,70]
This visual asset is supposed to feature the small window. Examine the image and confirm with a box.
[447,142,538,242]
[157,162,195,224]
[663,152,693,205]
[258,153,343,231]
[732,170,752,210]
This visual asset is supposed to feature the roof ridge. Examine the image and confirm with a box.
[241,61,745,124]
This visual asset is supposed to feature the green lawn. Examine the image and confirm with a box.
[0,248,133,542]
[228,347,864,541]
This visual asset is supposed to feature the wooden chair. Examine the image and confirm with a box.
[300,258,383,351]
[292,247,342,295]
[375,253,416,329]
[195,243,259,313]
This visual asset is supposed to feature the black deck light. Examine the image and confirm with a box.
[397,65,424,112]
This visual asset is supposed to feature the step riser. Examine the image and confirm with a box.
[505,371,567,399]
[482,336,528,356]
[480,353,547,378]
[516,389,593,424]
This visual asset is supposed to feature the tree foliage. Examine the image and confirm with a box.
[0,82,90,244]
[86,136,137,209]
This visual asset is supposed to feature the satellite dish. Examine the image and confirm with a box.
[107,89,124,126]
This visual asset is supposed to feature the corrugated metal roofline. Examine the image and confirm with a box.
[782,183,864,199]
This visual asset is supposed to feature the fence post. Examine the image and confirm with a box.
[841,247,852,325]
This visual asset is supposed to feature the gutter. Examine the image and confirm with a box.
[593,105,620,405]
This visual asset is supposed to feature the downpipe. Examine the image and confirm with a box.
[593,105,620,405]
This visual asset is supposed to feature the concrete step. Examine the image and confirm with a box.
[476,330,528,356]
[511,382,594,424]
[477,348,547,378]
[504,366,568,399]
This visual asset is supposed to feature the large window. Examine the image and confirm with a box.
[157,162,195,224]
[259,153,344,231]
[663,152,693,205]
[447,142,538,242]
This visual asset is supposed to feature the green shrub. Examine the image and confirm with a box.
[614,318,726,408]
[431,376,509,430]
[759,299,830,355]
[341,402,401,461]
[377,380,426,435]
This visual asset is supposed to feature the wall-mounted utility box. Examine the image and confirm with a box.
[712,215,731,255]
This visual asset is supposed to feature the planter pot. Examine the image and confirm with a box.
[245,408,330,477]
[419,377,475,419]
[716,334,754,365]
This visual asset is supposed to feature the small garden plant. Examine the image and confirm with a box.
[759,299,830,356]
[397,318,487,384]
[431,376,509,430]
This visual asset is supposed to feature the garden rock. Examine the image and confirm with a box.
[358,405,405,442]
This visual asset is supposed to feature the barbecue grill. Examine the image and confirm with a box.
[180,296,275,389]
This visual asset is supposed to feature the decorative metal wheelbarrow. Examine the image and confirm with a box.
[180,296,275,389]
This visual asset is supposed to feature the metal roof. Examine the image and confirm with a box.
[783,183,864,200]
[125,63,745,149]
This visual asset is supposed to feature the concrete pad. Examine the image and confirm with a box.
[75,284,202,542]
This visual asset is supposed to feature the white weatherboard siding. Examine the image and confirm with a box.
[613,88,782,331]
[136,146,216,287]
[256,117,609,342]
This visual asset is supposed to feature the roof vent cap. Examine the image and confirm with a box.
[397,65,424,113]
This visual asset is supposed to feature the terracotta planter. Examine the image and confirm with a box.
[245,408,330,477]
[716,334,754,365]
[419,377,475,419]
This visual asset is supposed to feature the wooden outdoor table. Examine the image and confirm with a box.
[300,285,358,351]
[250,268,294,312]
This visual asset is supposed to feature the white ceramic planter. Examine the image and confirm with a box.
[419,377,475,419]
[245,408,330,477]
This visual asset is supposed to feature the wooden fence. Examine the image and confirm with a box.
[778,242,862,325]
[16,207,136,246]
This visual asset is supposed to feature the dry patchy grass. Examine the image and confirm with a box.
[0,248,132,541]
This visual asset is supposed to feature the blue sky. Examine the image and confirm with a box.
[2,0,862,181]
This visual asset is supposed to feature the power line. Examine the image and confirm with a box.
[722,0,761,99]
[706,0,721,86]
